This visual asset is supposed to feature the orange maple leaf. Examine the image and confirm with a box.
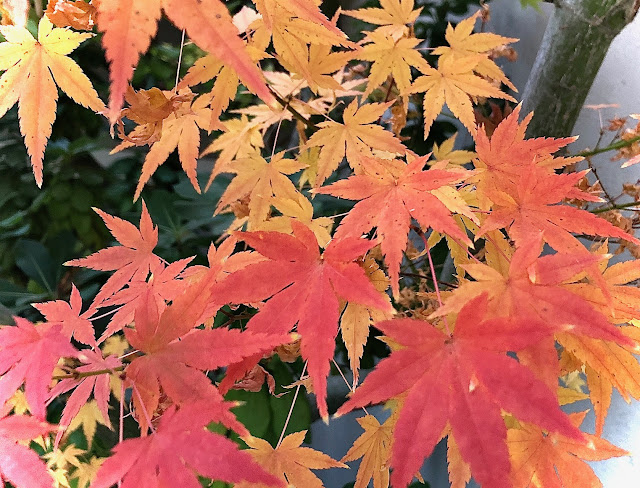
[507,411,628,488]
[237,431,346,488]
[0,15,105,186]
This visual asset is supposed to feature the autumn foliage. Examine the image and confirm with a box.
[1,1,640,487]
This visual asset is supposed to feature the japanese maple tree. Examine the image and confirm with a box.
[0,1,639,487]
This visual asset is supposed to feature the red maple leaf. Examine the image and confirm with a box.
[315,155,475,296]
[65,202,162,307]
[98,257,193,341]
[0,415,55,488]
[336,294,583,488]
[212,221,393,420]
[33,283,96,346]
[123,271,291,433]
[0,318,77,418]
[48,349,122,447]
[90,401,284,488]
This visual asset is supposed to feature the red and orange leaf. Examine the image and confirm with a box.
[123,272,291,433]
[95,0,272,124]
[33,284,96,347]
[238,430,346,488]
[212,221,393,419]
[316,154,475,296]
[65,202,162,308]
[435,238,635,347]
[0,318,77,419]
[478,165,639,252]
[0,414,55,488]
[337,294,582,488]
[0,15,104,186]
[48,349,122,447]
[91,402,284,488]
[304,100,406,186]
[508,411,628,488]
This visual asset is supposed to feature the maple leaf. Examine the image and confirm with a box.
[0,318,77,418]
[0,0,28,27]
[336,294,583,488]
[435,238,636,347]
[98,257,193,340]
[48,349,122,446]
[33,284,96,347]
[341,414,394,488]
[477,165,640,252]
[432,12,518,91]
[508,411,628,488]
[212,221,393,419]
[94,0,272,124]
[0,414,55,488]
[303,100,406,186]
[558,330,640,438]
[340,256,393,382]
[200,115,264,182]
[46,0,96,30]
[257,192,334,248]
[65,202,161,308]
[123,272,291,433]
[90,401,284,488]
[358,30,429,97]
[71,456,104,488]
[237,431,346,488]
[409,55,515,137]
[431,132,475,166]
[279,43,355,94]
[213,151,307,229]
[344,0,421,38]
[316,154,475,296]
[256,0,347,39]
[0,15,105,186]
[66,400,112,449]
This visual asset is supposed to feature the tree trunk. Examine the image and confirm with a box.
[521,0,639,138]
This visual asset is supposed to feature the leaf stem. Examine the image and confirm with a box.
[51,365,125,381]
[592,200,640,214]
[267,87,314,130]
[276,361,307,448]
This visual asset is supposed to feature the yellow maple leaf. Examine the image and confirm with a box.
[70,456,104,488]
[237,431,347,488]
[340,257,393,382]
[432,11,518,91]
[304,99,406,186]
[257,192,333,247]
[0,15,105,186]
[431,132,475,166]
[344,0,421,38]
[341,414,394,488]
[214,151,307,229]
[66,400,112,448]
[358,30,429,97]
[409,55,515,138]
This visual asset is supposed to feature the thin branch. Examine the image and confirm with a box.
[267,87,314,130]
[174,29,186,91]
[576,134,640,158]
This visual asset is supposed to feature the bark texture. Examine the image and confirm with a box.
[521,0,639,138]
